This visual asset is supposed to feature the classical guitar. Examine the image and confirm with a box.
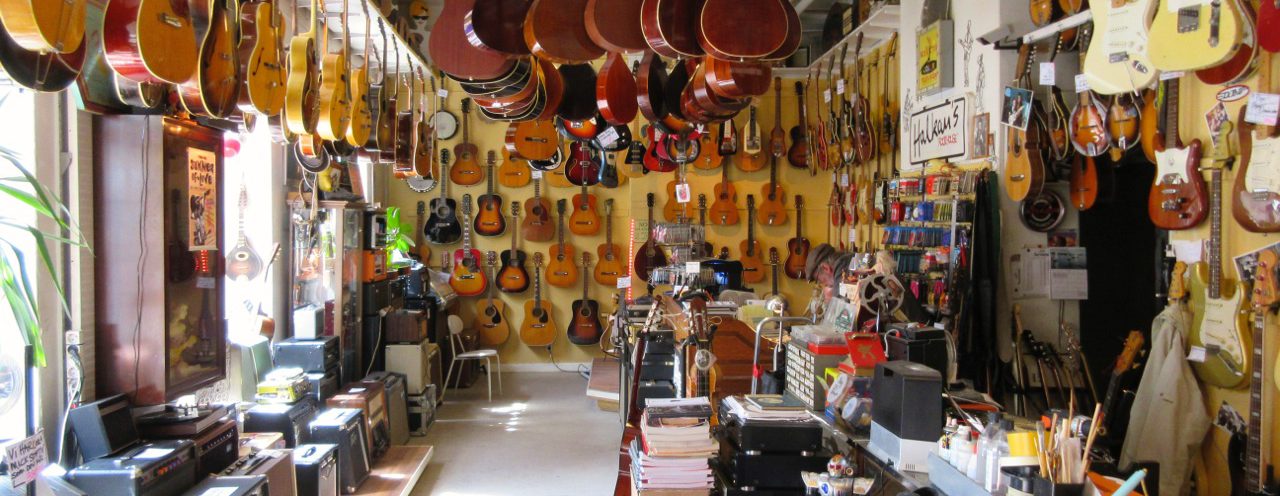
[758,155,788,225]
[740,195,765,284]
[664,171,696,222]
[694,130,723,170]
[787,80,809,169]
[238,0,286,116]
[1148,77,1208,230]
[475,151,506,237]
[696,195,714,258]
[595,199,627,287]
[1004,45,1046,202]
[498,202,531,293]
[522,176,555,242]
[498,147,532,188]
[633,193,668,283]
[1083,0,1157,95]
[525,0,604,64]
[1190,129,1250,390]
[415,201,431,262]
[682,296,718,406]
[784,195,810,280]
[284,0,320,135]
[1148,0,1245,71]
[710,162,740,225]
[103,0,197,84]
[314,0,352,142]
[547,199,579,288]
[464,0,531,56]
[425,150,463,245]
[739,105,767,172]
[768,77,786,159]
[227,185,263,281]
[451,98,484,186]
[568,253,604,346]
[519,253,557,347]
[449,195,487,297]
[472,251,512,349]
[177,0,241,119]
[570,183,601,236]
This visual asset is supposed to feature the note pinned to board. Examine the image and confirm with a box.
[1039,62,1056,86]
[1246,93,1280,126]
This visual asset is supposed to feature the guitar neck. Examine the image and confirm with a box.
[1248,310,1266,492]
[1165,78,1181,149]
[534,267,542,306]
[1210,169,1222,298]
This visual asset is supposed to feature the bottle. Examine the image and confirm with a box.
[971,413,1001,483]
[951,425,973,472]
[985,420,1014,495]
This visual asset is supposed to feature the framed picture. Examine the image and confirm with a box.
[916,20,954,96]
[1002,86,1034,131]
[971,113,991,159]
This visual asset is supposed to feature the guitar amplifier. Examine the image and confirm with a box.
[256,368,312,404]
[362,250,387,283]
[182,475,269,496]
[386,309,429,343]
[147,417,238,477]
[407,387,438,434]
[363,278,392,311]
[67,394,141,462]
[385,340,441,396]
[65,439,197,496]
[242,397,319,448]
[327,383,390,459]
[293,444,339,496]
[342,349,359,386]
[637,380,676,404]
[292,304,325,340]
[306,365,341,403]
[363,372,410,446]
[273,336,339,373]
[220,449,296,496]
[308,408,371,494]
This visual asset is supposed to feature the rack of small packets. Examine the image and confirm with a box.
[882,169,981,314]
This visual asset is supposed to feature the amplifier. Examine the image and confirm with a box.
[386,309,428,344]
[342,349,359,386]
[65,439,197,496]
[221,449,296,496]
[293,444,339,496]
[363,372,410,446]
[886,324,949,380]
[293,304,325,340]
[716,440,828,489]
[327,383,390,459]
[637,380,676,404]
[256,368,312,404]
[182,475,268,496]
[407,387,437,434]
[362,315,388,373]
[135,404,231,440]
[308,408,371,494]
[242,397,319,448]
[363,278,391,311]
[273,336,339,373]
[67,394,140,462]
[388,276,406,308]
[305,365,341,403]
[148,417,238,477]
[716,416,823,455]
[639,357,676,381]
[385,340,441,396]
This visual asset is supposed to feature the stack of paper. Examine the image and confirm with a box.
[631,398,717,494]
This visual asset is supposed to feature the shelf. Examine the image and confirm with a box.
[318,0,430,74]
[979,9,1094,49]
[775,3,901,78]
[354,445,434,495]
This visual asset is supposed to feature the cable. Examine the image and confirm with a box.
[544,345,583,376]
[132,121,152,399]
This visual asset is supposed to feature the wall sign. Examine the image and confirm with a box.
[187,147,218,250]
[5,429,46,488]
[916,20,954,96]
[909,96,968,164]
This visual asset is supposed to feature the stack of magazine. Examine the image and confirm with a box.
[630,398,718,495]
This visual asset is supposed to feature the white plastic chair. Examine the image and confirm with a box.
[441,314,502,402]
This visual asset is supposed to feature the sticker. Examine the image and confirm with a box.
[1073,74,1090,93]
[1245,93,1280,126]
[617,276,632,289]
[531,170,544,179]
[598,126,620,147]
[1160,71,1184,81]
[1039,62,1055,86]
[686,261,700,274]
[824,89,832,103]
[1204,101,1229,147]
[437,88,449,99]
[675,183,691,203]
[836,80,846,95]
[1187,345,1207,363]
[1217,84,1250,102]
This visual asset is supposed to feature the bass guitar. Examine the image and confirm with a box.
[596,199,627,286]
[498,202,531,293]
[784,195,809,279]
[522,176,555,242]
[519,253,557,347]
[633,193,668,283]
[1148,76,1207,230]
[570,183,601,235]
[568,252,604,345]
[450,195,488,297]
[1237,250,1280,496]
[476,252,511,347]
[546,199,579,288]
[425,150,463,245]
[740,195,765,284]
[474,151,506,237]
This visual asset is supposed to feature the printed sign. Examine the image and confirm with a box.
[1217,85,1250,102]
[187,148,218,250]
[909,96,967,164]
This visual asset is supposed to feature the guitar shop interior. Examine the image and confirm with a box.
[3,0,1280,495]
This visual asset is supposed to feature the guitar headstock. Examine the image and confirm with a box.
[769,247,780,265]
[1253,250,1280,308]
[533,252,544,268]
[719,247,730,260]
[697,194,706,210]
[1113,330,1145,374]
[604,198,614,216]
[487,150,496,165]
[461,97,471,114]
[417,200,425,216]
[1169,261,1188,301]
[441,148,451,165]
[580,251,592,268]
[646,192,655,208]
[462,194,472,217]
[486,250,498,267]
[747,194,756,210]
[556,198,567,215]
[510,201,520,218]
[1012,303,1024,332]
[794,80,804,96]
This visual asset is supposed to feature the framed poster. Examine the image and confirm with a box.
[908,96,967,164]
[1001,86,1034,130]
[971,113,991,159]
[916,20,954,96]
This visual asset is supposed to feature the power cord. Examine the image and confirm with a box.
[544,344,589,380]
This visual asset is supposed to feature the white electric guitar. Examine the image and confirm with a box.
[1147,0,1246,71]
[1084,0,1159,94]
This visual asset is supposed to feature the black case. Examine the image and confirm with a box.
[181,475,268,496]
[220,449,296,496]
[242,397,319,448]
[715,440,828,490]
[309,408,371,494]
[713,464,805,495]
[871,361,943,442]
[65,439,197,496]
[718,411,824,454]
[273,336,340,373]
[294,444,340,496]
[639,357,676,381]
[636,380,676,404]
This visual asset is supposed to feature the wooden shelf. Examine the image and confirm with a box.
[354,445,434,496]
[775,3,901,78]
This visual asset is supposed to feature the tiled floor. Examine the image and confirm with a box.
[409,370,621,495]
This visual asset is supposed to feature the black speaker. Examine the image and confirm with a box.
[243,397,319,448]
[871,361,943,442]
[65,440,197,496]
[293,444,339,496]
[183,474,269,496]
[309,408,371,494]
[886,324,949,379]
[68,394,140,462]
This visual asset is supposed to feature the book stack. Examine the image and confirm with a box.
[630,398,718,495]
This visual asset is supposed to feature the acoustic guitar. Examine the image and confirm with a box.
[1148,0,1246,71]
[768,77,786,159]
[568,253,604,345]
[464,0,532,56]
[498,147,532,187]
[787,80,809,169]
[1148,77,1207,230]
[425,150,463,245]
[738,106,767,171]
[498,202,531,293]
[633,193,668,283]
[103,0,197,84]
[740,195,765,284]
[315,0,352,142]
[0,18,82,92]
[415,201,431,262]
[595,199,627,287]
[507,119,559,161]
[473,152,506,237]
[682,296,718,405]
[696,195,714,257]
[525,0,604,64]
[238,0,286,116]
[428,0,514,81]
[450,195,488,297]
[570,183,601,235]
[547,199,579,288]
[0,0,84,55]
[451,98,484,186]
[177,0,241,119]
[597,52,639,125]
[710,162,740,225]
[475,251,511,347]
[1004,44,1046,202]
[757,155,788,225]
[519,253,557,347]
[696,0,787,60]
[1261,0,1280,53]
[664,172,696,222]
[522,176,555,242]
[584,0,647,53]
[784,195,809,280]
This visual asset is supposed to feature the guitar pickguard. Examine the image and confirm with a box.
[1154,146,1193,186]
[1198,295,1246,366]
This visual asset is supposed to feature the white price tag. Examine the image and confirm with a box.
[531,170,544,179]
[1245,93,1280,126]
[836,80,846,95]
[1187,346,1208,363]
[824,89,832,103]
[675,183,691,203]
[840,173,850,187]
[598,126,620,147]
[1073,74,1090,93]
[1039,62,1056,86]
[1160,70,1184,81]
[686,261,700,274]
[196,276,216,289]
[437,88,449,99]
[616,276,632,289]
[848,228,857,244]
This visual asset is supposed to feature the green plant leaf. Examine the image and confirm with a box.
[0,182,55,219]
[25,228,70,319]
[0,244,44,366]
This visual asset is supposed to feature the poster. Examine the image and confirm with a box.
[187,148,218,250]
[909,96,967,164]
[916,20,953,96]
[1049,247,1088,300]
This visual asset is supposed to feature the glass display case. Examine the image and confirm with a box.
[289,198,364,349]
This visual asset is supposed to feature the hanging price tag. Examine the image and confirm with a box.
[824,90,832,103]
[531,170,544,179]
[676,183,691,203]
[1160,71,1184,81]
[598,126,620,147]
[836,80,846,95]
[686,261,701,274]
[848,228,858,244]
[1038,62,1056,86]
[437,88,449,99]
[616,276,632,289]
[1245,93,1280,126]
[840,173,850,187]
[1073,74,1090,93]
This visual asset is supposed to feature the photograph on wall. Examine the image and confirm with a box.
[1002,86,1034,131]
[187,147,218,250]
[971,112,991,158]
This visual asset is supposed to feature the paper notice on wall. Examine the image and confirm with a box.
[187,147,218,250]
[1009,248,1051,300]
[4,430,46,488]
[1049,247,1088,300]
[1171,239,1204,264]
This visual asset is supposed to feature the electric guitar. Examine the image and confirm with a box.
[451,98,483,186]
[1148,77,1208,230]
[546,199,579,288]
[450,195,488,297]
[1232,249,1280,496]
[739,105,766,172]
[740,195,765,284]
[633,193,668,283]
[314,0,351,142]
[474,151,506,237]
[226,185,263,281]
[238,0,286,116]
[284,0,320,134]
[344,1,373,148]
[568,252,604,346]
[476,251,511,347]
[103,0,197,85]
[696,195,714,258]
[522,176,555,242]
[595,199,627,287]
[1083,0,1158,95]
[425,150,463,245]
[177,0,241,119]
[498,201,531,293]
[784,195,809,280]
[1148,0,1246,71]
[519,253,557,347]
[1099,330,1146,437]
[1234,103,1280,232]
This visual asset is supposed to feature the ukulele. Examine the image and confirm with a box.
[568,252,604,345]
[476,251,511,347]
[1004,44,1046,202]
[167,189,195,284]
[784,195,809,280]
[177,0,240,119]
[633,193,669,283]
[103,0,197,85]
[498,147,532,188]
[474,151,506,237]
[757,155,788,226]
[424,150,462,245]
[1069,154,1101,211]
[450,195,488,297]
[1190,130,1250,389]
[570,183,601,235]
[414,200,431,262]
[710,162,740,225]
[451,98,483,186]
[740,195,765,284]
[519,253,557,347]
[739,106,766,172]
[314,0,352,141]
[498,201,531,293]
[226,185,263,281]
[595,199,627,287]
[769,77,786,159]
[238,0,286,116]
[787,80,809,169]
[1148,76,1208,230]
[522,176,555,242]
[546,199,579,288]
[696,195,714,258]
[1148,0,1246,72]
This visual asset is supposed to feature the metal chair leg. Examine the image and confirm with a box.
[485,358,493,402]
[495,355,503,395]
[442,358,457,403]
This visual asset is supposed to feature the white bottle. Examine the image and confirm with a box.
[984,420,1013,495]
[971,414,1001,483]
[951,425,973,472]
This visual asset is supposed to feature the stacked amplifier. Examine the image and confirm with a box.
[383,308,441,434]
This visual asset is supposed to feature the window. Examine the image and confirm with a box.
[0,88,40,443]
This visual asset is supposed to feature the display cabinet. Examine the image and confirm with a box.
[288,198,364,353]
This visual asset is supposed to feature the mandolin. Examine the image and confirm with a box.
[498,147,532,187]
[475,151,506,237]
[238,0,286,116]
[226,185,263,281]
[787,80,809,169]
[1189,133,1250,390]
[525,0,604,64]
[499,201,531,293]
[1106,93,1141,159]
[757,155,788,225]
[696,195,714,257]
[1069,81,1110,157]
[1004,45,1045,202]
[547,199,579,288]
[1148,0,1245,71]
[284,0,320,135]
[177,0,241,119]
[1029,0,1061,27]
[522,176,555,242]
[450,195,488,297]
[710,163,740,225]
[595,199,627,286]
[425,150,463,245]
[633,193,668,283]
[1148,77,1207,230]
[103,0,197,84]
[569,182,602,236]
[784,196,809,279]
[415,200,431,262]
[475,251,511,347]
[519,253,557,347]
[1069,155,1100,211]
[568,252,604,345]
[740,195,765,284]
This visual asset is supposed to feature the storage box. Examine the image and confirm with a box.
[785,344,846,410]
[385,341,441,396]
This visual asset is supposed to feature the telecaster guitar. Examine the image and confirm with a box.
[1148,0,1245,71]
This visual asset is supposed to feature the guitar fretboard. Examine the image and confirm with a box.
[1210,168,1222,298]
[1248,310,1265,492]
[1165,79,1180,150]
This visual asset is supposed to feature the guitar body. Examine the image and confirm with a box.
[1149,141,1208,230]
[346,67,372,147]
[546,245,578,287]
[784,238,809,279]
[1188,261,1250,389]
[227,240,263,281]
[284,34,319,135]
[1140,87,1161,163]
[787,125,808,168]
[1083,0,1157,94]
[315,50,351,141]
[710,182,739,225]
[519,301,557,347]
[570,193,601,235]
[633,241,667,282]
[640,0,705,59]
[450,249,488,296]
[566,142,603,186]
[664,180,695,222]
[425,198,463,244]
[522,198,554,241]
[1260,0,1280,52]
[103,0,197,84]
[1148,0,1244,71]
[508,120,559,161]
[1196,0,1258,86]
[568,299,604,345]
[758,184,787,225]
[463,0,532,56]
[0,23,83,92]
[475,194,506,236]
[428,0,515,81]
[498,149,532,187]
[0,0,84,54]
[1234,126,1280,232]
[739,240,765,283]
[585,0,647,53]
[1004,125,1046,201]
[595,244,626,286]
[237,1,284,114]
[694,132,723,170]
[178,0,240,118]
[452,147,483,188]
[524,0,604,64]
[1070,155,1100,210]
[497,250,530,293]
[475,299,511,347]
